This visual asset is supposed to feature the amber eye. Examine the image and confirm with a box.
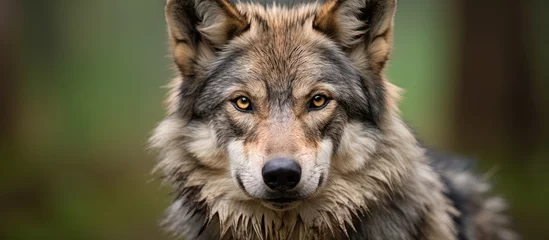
[232,96,253,112]
[309,94,330,111]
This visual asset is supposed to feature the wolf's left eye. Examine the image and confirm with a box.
[232,96,253,113]
[308,94,330,111]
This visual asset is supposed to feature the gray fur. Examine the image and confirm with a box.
[150,0,517,239]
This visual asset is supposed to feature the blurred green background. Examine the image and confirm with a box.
[1,0,547,239]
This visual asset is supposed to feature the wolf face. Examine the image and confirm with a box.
[156,0,396,212]
[191,25,381,211]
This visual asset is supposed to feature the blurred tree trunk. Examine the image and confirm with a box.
[0,0,18,140]
[453,0,540,158]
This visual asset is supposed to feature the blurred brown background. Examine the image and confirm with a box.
[1,0,548,239]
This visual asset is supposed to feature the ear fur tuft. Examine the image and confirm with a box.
[314,0,397,74]
[165,0,249,75]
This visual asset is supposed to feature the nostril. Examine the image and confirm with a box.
[288,173,300,184]
[262,158,302,192]
[263,173,277,186]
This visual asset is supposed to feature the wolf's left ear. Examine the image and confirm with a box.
[165,0,249,76]
[314,0,396,75]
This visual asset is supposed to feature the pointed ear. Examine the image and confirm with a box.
[165,0,249,75]
[314,0,396,74]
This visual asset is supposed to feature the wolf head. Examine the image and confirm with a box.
[152,0,418,237]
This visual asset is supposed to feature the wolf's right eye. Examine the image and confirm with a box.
[232,96,253,113]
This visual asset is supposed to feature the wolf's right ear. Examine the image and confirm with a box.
[165,0,249,75]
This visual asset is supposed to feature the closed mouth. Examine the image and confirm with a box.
[267,197,298,204]
[263,197,301,210]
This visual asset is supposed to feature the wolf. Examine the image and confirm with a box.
[150,0,517,239]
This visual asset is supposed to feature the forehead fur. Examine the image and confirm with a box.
[238,3,320,27]
[213,2,335,60]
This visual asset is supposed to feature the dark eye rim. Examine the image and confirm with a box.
[231,96,254,113]
[308,94,332,111]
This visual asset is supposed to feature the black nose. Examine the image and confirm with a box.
[262,158,301,192]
